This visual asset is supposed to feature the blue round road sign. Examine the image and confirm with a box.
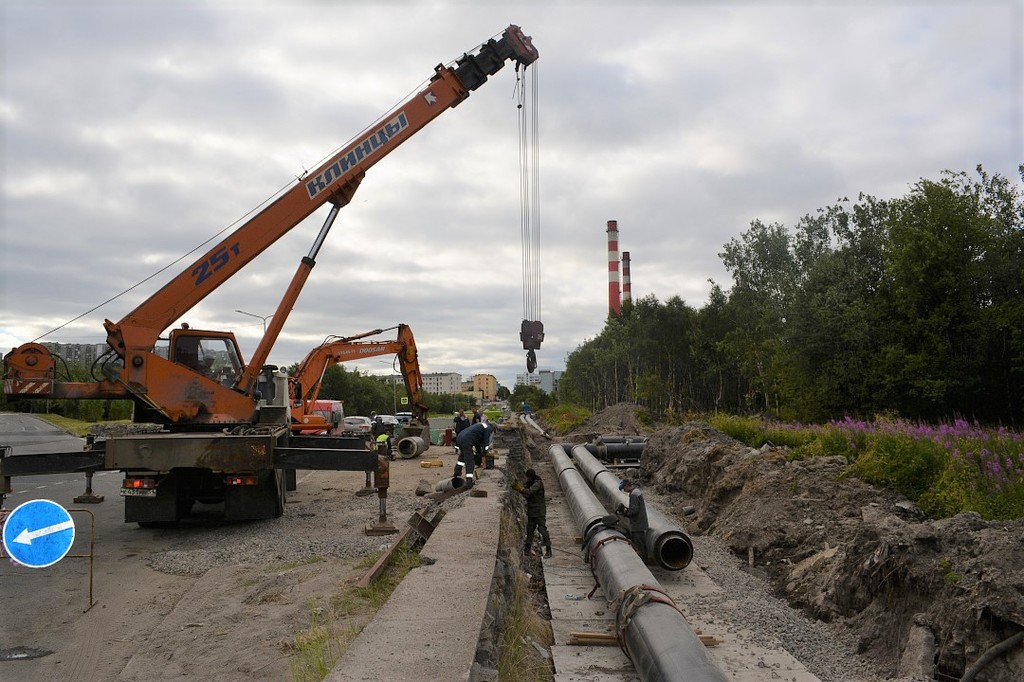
[2,499,76,568]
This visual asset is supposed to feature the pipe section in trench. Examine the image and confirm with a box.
[548,445,728,682]
[570,444,694,570]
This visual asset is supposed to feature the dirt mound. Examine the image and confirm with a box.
[605,412,1024,681]
[561,402,648,440]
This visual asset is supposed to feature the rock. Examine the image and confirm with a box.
[897,618,936,679]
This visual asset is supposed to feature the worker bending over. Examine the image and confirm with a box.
[453,421,491,489]
[513,468,552,558]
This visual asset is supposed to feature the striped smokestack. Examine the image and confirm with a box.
[621,251,631,307]
[607,220,620,316]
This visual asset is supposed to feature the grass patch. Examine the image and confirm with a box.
[497,567,554,681]
[289,599,361,682]
[497,497,553,681]
[31,413,100,437]
[537,404,590,435]
[288,543,424,680]
[28,414,133,437]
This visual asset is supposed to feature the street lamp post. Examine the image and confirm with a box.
[235,309,273,333]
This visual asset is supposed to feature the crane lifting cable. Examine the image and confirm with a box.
[517,61,544,373]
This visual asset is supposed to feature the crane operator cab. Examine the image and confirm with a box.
[169,327,244,387]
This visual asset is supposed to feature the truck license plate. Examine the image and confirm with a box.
[120,488,158,497]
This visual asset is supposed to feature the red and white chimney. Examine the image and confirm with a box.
[607,220,620,316]
[621,251,631,307]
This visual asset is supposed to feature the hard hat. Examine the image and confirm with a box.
[618,479,631,491]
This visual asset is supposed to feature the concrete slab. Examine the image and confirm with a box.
[324,471,503,682]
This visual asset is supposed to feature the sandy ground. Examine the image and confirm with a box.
[2,441,471,682]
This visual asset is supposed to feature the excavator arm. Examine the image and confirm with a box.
[289,324,429,432]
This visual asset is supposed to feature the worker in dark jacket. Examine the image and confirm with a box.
[453,421,491,489]
[453,410,471,434]
[615,478,649,561]
[513,468,551,558]
[452,410,471,454]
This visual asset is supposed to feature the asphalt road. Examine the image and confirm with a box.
[0,413,185,680]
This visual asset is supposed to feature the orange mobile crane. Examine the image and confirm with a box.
[2,27,538,524]
[289,324,429,437]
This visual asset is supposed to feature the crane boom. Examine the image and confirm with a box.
[0,25,538,525]
[5,25,538,429]
[106,25,538,356]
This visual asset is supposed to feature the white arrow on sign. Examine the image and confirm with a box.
[13,520,75,545]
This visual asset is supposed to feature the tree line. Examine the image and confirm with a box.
[559,165,1024,426]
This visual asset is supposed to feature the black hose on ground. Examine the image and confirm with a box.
[959,630,1024,682]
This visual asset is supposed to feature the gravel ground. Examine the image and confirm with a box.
[685,533,885,682]
[146,477,429,576]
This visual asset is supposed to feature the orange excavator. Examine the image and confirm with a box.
[2,26,538,524]
[289,324,429,437]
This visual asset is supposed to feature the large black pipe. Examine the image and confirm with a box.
[557,443,646,459]
[550,445,608,538]
[547,445,728,682]
[594,435,648,444]
[571,445,694,570]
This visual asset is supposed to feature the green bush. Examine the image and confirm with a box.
[538,404,590,434]
[918,447,1024,520]
[846,433,945,500]
[702,413,1024,520]
[707,414,765,447]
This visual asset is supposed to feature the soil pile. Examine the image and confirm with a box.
[562,402,646,440]
[558,405,1024,682]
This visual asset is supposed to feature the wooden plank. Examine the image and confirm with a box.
[567,630,722,648]
[356,525,415,588]
[355,509,445,588]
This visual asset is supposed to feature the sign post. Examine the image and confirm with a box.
[2,499,76,568]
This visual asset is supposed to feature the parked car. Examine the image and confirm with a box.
[376,415,399,426]
[395,412,413,424]
[342,416,373,437]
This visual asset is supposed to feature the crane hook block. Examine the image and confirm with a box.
[520,320,544,351]
[521,320,543,373]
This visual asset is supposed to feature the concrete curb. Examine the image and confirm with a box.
[325,471,504,681]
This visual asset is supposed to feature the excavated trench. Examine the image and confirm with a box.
[468,428,554,681]
[518,405,1024,682]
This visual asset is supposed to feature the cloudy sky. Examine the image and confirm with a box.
[2,1,1021,391]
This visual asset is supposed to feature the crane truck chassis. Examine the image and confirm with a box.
[1,26,538,525]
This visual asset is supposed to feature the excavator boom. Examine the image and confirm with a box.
[290,324,429,433]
